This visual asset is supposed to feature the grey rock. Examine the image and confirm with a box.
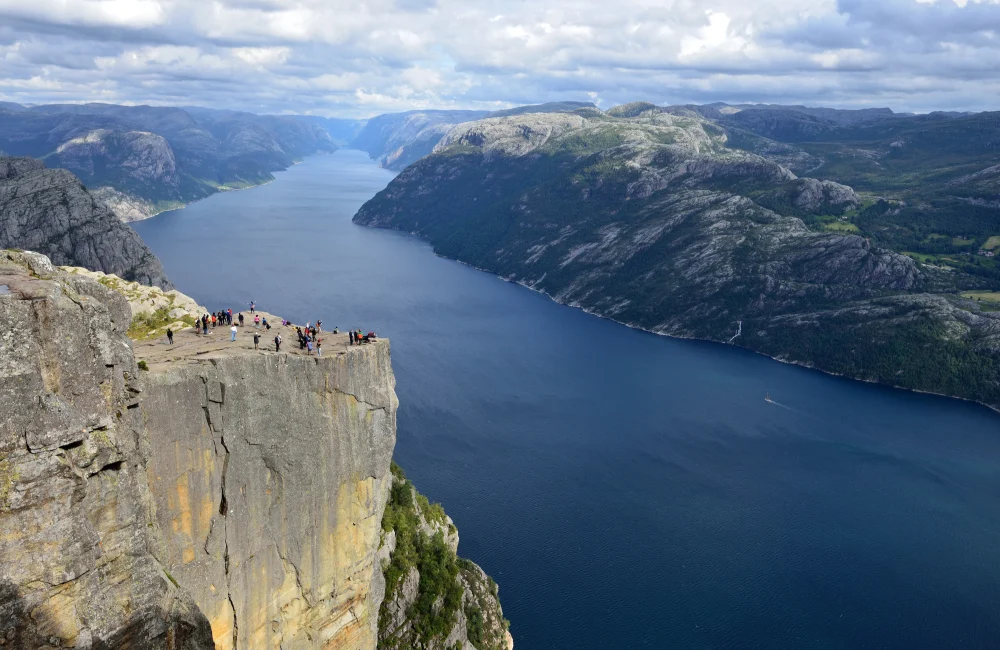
[0,251,213,650]
[0,157,172,288]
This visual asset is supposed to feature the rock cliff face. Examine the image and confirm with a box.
[1,251,509,649]
[0,250,212,649]
[0,157,172,288]
[140,341,398,650]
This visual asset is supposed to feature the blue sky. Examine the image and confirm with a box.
[0,0,998,117]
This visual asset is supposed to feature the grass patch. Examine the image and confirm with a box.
[983,236,1000,250]
[128,307,196,341]
[821,221,860,233]
[962,291,1000,311]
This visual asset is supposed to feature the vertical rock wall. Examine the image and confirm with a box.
[140,345,398,650]
[0,251,213,649]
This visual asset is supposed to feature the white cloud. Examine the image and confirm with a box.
[0,0,999,115]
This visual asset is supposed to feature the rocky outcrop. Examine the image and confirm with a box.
[0,250,213,649]
[378,465,512,650]
[0,157,172,288]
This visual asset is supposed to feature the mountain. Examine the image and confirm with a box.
[0,156,171,287]
[0,103,340,220]
[354,105,1000,410]
[351,109,493,170]
[351,101,597,170]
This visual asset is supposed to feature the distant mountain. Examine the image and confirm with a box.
[0,156,171,287]
[351,109,492,170]
[350,101,598,170]
[354,104,1000,410]
[0,103,340,220]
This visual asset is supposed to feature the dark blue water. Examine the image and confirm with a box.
[135,150,1000,650]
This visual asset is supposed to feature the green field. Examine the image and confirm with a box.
[983,236,1000,250]
[961,291,1000,311]
[822,221,860,233]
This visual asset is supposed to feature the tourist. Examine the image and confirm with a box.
[274,334,282,352]
[227,308,233,324]
[230,324,237,342]
[317,340,322,357]
[317,320,322,333]
[253,332,260,350]
[307,339,313,355]
[238,313,244,327]
[254,315,260,328]
[211,313,216,328]
[250,300,255,314]
[167,328,174,345]
[349,330,354,345]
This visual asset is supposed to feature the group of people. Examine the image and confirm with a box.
[193,309,235,335]
[295,323,323,356]
[166,301,378,357]
[349,329,375,345]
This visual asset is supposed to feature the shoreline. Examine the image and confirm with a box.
[370,223,1000,418]
[119,152,333,223]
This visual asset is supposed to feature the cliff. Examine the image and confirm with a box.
[0,157,172,288]
[0,250,212,649]
[1,251,510,649]
[137,331,398,649]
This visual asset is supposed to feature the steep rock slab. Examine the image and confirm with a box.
[140,342,398,650]
[0,157,172,288]
[0,250,213,649]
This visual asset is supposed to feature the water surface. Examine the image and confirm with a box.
[136,150,1000,650]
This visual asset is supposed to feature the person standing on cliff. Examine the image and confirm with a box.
[253,332,260,350]
[317,339,322,357]
[349,330,354,345]
[167,328,174,346]
[274,334,281,352]
[230,324,237,342]
[250,300,255,314]
[238,312,244,327]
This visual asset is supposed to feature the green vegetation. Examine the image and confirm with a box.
[128,306,195,341]
[380,466,462,647]
[380,462,510,650]
[137,360,149,371]
[983,236,1000,250]
[962,291,1000,311]
[821,220,860,233]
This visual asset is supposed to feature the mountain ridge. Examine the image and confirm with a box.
[354,106,1000,411]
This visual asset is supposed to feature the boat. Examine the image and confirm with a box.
[765,392,773,403]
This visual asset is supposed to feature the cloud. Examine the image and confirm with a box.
[0,0,999,116]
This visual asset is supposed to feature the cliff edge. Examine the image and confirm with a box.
[1,250,510,650]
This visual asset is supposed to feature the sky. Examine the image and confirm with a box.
[0,0,998,117]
